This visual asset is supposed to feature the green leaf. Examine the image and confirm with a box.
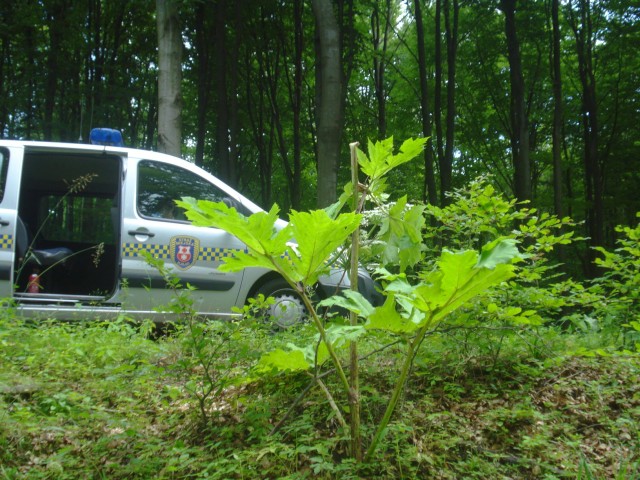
[358,137,427,181]
[256,348,310,373]
[376,197,426,271]
[316,324,366,365]
[324,182,354,219]
[317,290,375,318]
[477,238,520,269]
[177,198,291,260]
[358,137,394,179]
[390,240,519,327]
[286,210,362,284]
[365,294,419,333]
[177,198,360,284]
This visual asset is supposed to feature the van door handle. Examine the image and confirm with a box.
[128,229,155,238]
[0,219,9,226]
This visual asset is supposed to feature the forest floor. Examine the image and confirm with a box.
[1,319,639,479]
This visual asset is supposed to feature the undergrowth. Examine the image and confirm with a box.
[0,314,638,479]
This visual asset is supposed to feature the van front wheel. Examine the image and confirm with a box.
[256,279,308,329]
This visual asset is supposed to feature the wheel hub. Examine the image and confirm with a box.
[269,294,306,328]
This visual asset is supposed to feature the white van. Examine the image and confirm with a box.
[0,130,379,327]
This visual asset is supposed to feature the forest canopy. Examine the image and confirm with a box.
[0,0,638,275]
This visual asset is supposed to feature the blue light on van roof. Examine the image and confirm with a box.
[90,128,124,147]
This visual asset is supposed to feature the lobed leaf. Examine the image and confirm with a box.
[256,348,310,373]
[286,210,362,284]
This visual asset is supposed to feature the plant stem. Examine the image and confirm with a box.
[364,315,434,462]
[315,375,348,430]
[348,141,362,461]
[300,293,352,403]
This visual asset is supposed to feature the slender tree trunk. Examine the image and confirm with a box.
[434,0,445,178]
[567,0,603,275]
[312,0,343,208]
[501,0,531,203]
[213,0,230,181]
[441,0,459,205]
[25,25,36,139]
[228,0,241,187]
[44,2,66,140]
[551,0,563,217]
[156,0,182,157]
[144,82,158,150]
[371,0,390,139]
[194,2,210,168]
[246,39,272,206]
[415,0,438,205]
[292,0,303,209]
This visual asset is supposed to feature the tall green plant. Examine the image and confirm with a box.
[593,213,640,346]
[176,137,520,462]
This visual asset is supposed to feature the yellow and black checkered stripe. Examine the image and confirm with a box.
[122,242,171,259]
[200,246,239,262]
[0,234,13,250]
[122,243,245,262]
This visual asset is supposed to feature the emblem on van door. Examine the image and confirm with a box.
[170,236,200,270]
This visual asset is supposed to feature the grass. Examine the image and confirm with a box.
[0,315,639,479]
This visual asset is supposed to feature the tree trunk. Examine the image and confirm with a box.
[551,0,563,217]
[44,2,66,140]
[156,0,182,157]
[501,0,531,203]
[567,0,603,275]
[371,0,390,139]
[245,35,272,206]
[441,0,459,206]
[228,0,241,188]
[414,0,438,206]
[194,2,210,168]
[434,0,444,183]
[312,0,343,208]
[213,0,230,182]
[291,0,303,209]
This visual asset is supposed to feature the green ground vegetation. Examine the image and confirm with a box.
[0,316,638,479]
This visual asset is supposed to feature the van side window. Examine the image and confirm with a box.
[137,160,228,221]
[0,148,8,203]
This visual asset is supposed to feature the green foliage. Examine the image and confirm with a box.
[143,252,259,428]
[374,195,426,272]
[372,239,518,332]
[177,198,362,285]
[356,137,429,199]
[419,176,589,330]
[4,315,637,479]
[593,213,640,323]
[178,136,521,462]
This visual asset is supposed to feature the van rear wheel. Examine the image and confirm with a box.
[257,279,308,329]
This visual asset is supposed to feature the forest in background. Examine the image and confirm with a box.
[0,0,638,277]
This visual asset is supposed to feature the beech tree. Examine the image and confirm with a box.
[501,0,531,203]
[414,0,437,205]
[312,0,344,208]
[156,0,182,157]
[550,0,564,218]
